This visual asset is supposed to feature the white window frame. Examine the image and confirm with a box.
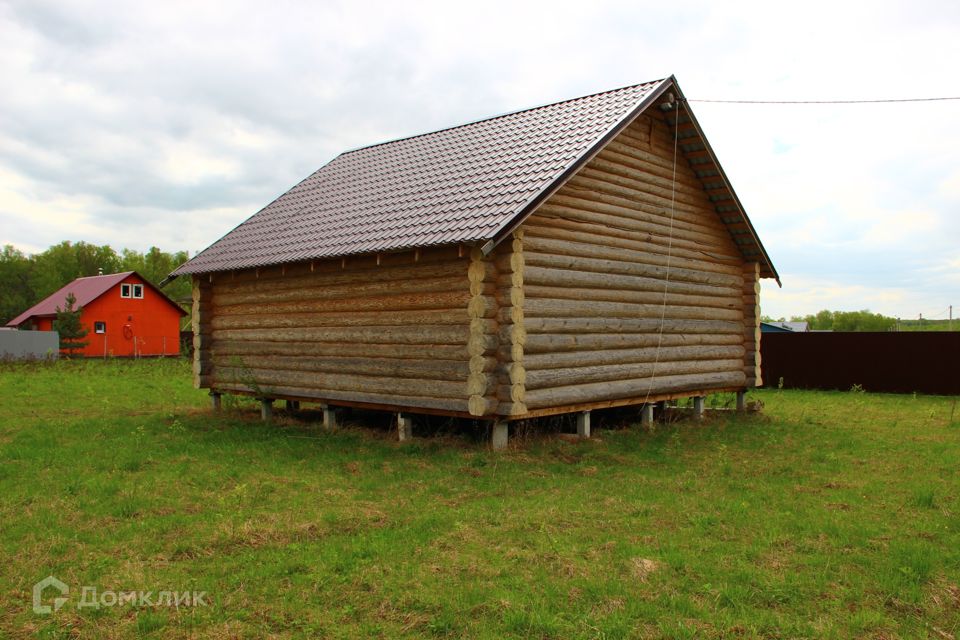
[120,283,132,298]
[132,284,144,299]
[94,321,106,334]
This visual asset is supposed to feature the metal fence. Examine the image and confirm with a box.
[761,332,960,395]
[0,330,59,360]
[86,333,185,358]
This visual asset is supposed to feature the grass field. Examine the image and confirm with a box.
[1,359,958,639]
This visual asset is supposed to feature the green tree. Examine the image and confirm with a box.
[121,246,189,287]
[119,247,145,275]
[830,310,895,332]
[30,241,120,301]
[53,292,89,357]
[0,245,33,324]
[814,310,834,331]
[791,309,898,332]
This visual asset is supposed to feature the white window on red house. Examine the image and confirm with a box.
[121,284,131,298]
[132,284,144,299]
[94,321,106,334]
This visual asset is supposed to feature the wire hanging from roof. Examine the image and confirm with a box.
[641,93,681,410]
[687,96,960,104]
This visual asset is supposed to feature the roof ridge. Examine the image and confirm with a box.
[72,271,134,280]
[340,79,667,155]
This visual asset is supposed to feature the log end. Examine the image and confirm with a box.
[468,394,494,416]
[467,372,491,397]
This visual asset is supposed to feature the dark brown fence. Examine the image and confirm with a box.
[761,332,960,395]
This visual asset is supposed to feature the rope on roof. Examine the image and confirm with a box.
[641,94,681,409]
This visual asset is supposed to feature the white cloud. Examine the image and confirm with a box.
[156,141,240,185]
[939,168,960,199]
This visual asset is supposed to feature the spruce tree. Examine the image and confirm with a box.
[53,293,89,357]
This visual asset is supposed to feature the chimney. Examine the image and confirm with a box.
[97,267,103,276]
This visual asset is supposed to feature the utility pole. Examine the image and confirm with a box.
[919,313,923,329]
[950,305,953,332]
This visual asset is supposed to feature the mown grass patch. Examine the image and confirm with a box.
[0,359,958,638]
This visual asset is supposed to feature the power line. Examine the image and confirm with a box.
[687,96,960,105]
[925,307,951,320]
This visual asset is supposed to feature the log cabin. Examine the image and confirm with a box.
[168,75,779,447]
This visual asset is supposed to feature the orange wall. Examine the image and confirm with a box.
[74,275,184,357]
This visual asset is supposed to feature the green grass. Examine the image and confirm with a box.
[1,359,958,639]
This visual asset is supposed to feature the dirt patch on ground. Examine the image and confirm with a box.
[629,557,662,581]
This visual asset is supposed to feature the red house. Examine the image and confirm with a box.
[5,271,187,357]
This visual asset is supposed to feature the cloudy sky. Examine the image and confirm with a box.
[1,0,957,320]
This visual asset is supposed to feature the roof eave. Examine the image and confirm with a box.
[668,88,781,286]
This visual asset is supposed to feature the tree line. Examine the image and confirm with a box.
[0,241,191,325]
[764,309,956,332]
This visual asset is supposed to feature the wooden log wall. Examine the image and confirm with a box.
[197,246,475,414]
[467,246,499,416]
[493,234,527,416]
[743,261,762,386]
[516,109,752,410]
[463,234,528,417]
[192,277,213,388]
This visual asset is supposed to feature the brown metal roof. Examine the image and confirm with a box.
[173,76,778,281]
[174,80,668,275]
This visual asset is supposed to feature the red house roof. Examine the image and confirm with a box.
[6,272,186,327]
